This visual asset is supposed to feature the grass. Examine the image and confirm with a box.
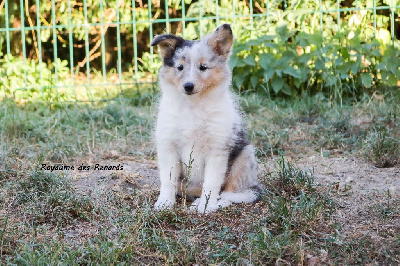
[364,126,400,167]
[2,158,333,264]
[1,89,399,264]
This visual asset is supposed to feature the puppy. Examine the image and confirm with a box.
[151,24,261,213]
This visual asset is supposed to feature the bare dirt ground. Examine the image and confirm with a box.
[64,150,400,263]
[72,155,159,197]
[71,152,399,238]
[296,156,400,240]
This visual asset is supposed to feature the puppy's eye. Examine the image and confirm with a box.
[177,64,184,71]
[199,64,208,71]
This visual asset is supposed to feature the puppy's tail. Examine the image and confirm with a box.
[219,185,263,204]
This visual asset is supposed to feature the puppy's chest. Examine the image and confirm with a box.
[168,108,230,148]
[176,113,220,144]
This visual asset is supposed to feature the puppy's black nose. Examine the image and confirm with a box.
[183,82,194,93]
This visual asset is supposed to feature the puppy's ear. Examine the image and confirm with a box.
[207,24,233,58]
[151,35,185,60]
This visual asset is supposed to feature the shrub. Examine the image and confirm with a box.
[230,24,400,98]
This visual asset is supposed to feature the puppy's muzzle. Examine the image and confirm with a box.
[183,82,195,94]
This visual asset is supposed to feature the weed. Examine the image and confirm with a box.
[322,233,400,265]
[1,93,399,264]
[11,170,94,225]
[363,126,400,167]
[251,157,334,264]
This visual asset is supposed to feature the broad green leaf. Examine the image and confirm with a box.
[276,24,292,41]
[338,61,352,74]
[229,56,239,69]
[298,54,312,64]
[308,33,323,46]
[283,66,301,78]
[234,74,245,89]
[263,68,275,82]
[271,77,284,94]
[388,58,400,74]
[281,51,295,62]
[259,35,277,42]
[281,84,293,96]
[371,48,381,57]
[299,68,310,80]
[264,42,278,49]
[335,57,343,66]
[296,32,310,47]
[351,57,361,74]
[388,75,398,86]
[244,55,256,66]
[246,39,263,47]
[294,78,302,89]
[250,75,259,89]
[361,73,373,87]
[340,47,350,59]
[315,59,325,70]
[325,75,336,87]
[259,53,273,70]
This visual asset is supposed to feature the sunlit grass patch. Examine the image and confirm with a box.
[9,170,94,226]
[363,126,400,168]
[1,91,399,264]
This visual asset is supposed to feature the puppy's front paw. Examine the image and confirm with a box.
[154,196,175,210]
[189,198,201,211]
[195,198,219,214]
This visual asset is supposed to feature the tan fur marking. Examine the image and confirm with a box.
[161,67,180,87]
[207,29,233,58]
[158,39,180,59]
[223,155,248,192]
[223,146,257,193]
[198,66,227,96]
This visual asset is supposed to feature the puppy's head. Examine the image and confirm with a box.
[151,24,233,96]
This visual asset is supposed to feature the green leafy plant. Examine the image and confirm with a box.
[0,54,70,102]
[230,23,400,99]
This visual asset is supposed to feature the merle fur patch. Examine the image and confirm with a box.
[151,34,196,67]
[227,124,249,170]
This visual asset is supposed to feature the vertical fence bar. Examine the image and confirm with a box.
[199,0,202,37]
[319,0,323,33]
[355,0,358,20]
[373,0,377,37]
[100,0,106,83]
[337,0,340,30]
[249,0,253,30]
[181,0,185,37]
[215,0,219,25]
[67,0,76,99]
[51,0,59,94]
[36,0,43,86]
[232,0,236,29]
[266,0,269,27]
[5,0,10,56]
[19,0,27,87]
[148,0,153,64]
[165,0,170,33]
[116,0,122,83]
[132,0,138,80]
[391,0,394,46]
[83,0,90,85]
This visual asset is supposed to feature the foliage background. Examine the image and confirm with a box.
[0,0,399,101]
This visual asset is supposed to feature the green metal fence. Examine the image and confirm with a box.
[0,0,399,102]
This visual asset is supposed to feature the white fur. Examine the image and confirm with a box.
[153,25,260,213]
